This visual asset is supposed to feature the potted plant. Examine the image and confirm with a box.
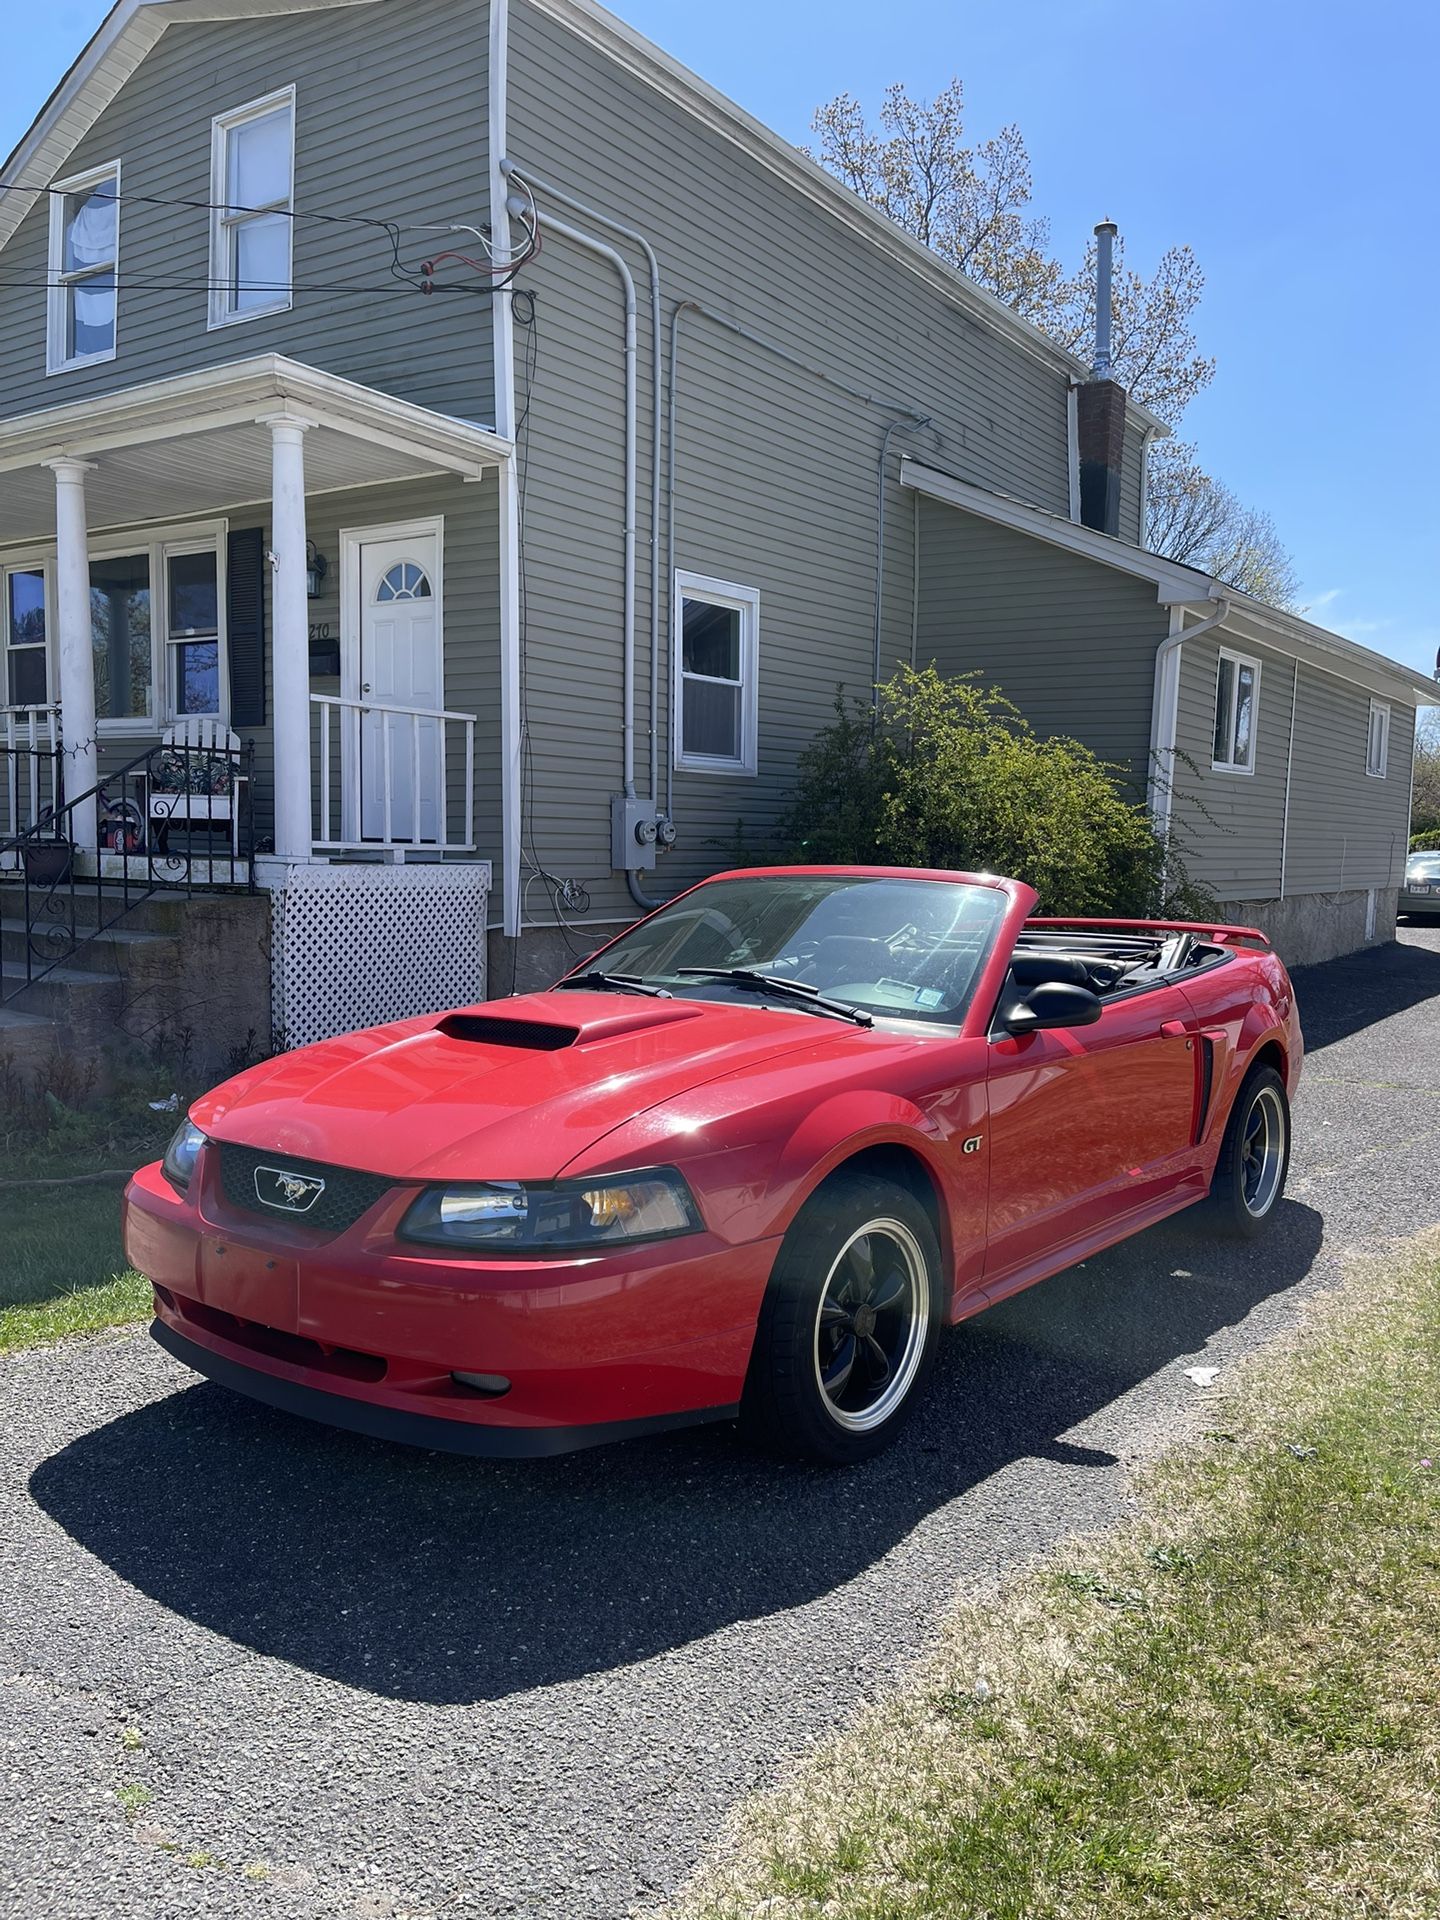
[23,837,73,887]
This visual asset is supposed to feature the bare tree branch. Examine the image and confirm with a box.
[811,81,1298,609]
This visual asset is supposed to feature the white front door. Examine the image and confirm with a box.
[348,524,443,844]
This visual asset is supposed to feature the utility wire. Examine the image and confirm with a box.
[0,276,500,296]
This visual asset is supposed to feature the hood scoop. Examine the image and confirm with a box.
[435,996,710,1051]
[437,1012,578,1050]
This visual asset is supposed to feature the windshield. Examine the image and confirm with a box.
[576,874,1008,1026]
[1407,855,1440,878]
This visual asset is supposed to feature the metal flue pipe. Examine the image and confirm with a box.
[1093,220,1118,381]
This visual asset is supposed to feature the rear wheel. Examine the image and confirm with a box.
[1206,1064,1290,1238]
[740,1174,943,1464]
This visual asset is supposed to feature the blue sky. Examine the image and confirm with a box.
[4,0,1437,676]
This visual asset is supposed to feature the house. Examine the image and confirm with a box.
[0,0,1430,1069]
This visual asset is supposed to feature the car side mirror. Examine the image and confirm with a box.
[1003,980,1104,1035]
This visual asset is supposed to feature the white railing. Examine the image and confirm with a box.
[311,693,476,855]
[2,704,62,846]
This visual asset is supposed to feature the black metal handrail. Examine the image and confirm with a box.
[1,735,257,1010]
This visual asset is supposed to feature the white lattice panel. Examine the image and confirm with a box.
[268,861,490,1050]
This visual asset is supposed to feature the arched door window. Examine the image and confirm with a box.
[375,561,433,604]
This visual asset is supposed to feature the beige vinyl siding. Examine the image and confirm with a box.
[914,497,1169,794]
[1284,667,1414,894]
[1171,632,1294,899]
[505,0,1079,915]
[0,0,493,426]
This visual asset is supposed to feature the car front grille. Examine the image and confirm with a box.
[218,1143,395,1236]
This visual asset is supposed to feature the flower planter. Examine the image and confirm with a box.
[22,840,73,887]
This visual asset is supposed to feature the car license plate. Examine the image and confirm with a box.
[1413,883,1432,894]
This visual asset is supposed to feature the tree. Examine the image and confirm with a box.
[811,81,1302,608]
[1412,711,1440,836]
[778,666,1211,918]
[810,82,1213,426]
[1145,440,1302,608]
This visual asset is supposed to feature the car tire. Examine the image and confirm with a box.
[739,1173,944,1465]
[1205,1063,1291,1238]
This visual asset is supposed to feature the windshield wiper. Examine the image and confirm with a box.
[557,970,672,998]
[674,967,873,1028]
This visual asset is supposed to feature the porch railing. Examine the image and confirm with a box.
[312,693,476,855]
[0,734,255,1008]
[1,705,63,847]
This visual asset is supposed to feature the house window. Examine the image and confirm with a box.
[1366,700,1390,779]
[4,566,49,708]
[166,549,222,717]
[1212,648,1260,774]
[90,554,153,725]
[674,572,759,776]
[46,163,119,374]
[209,87,295,327]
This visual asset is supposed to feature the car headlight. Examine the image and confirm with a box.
[399,1167,703,1251]
[161,1119,209,1193]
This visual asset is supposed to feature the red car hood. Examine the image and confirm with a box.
[193,991,849,1182]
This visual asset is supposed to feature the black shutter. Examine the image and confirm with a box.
[227,526,267,727]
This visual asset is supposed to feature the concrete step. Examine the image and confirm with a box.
[0,879,190,937]
[0,916,179,975]
[1,958,123,1023]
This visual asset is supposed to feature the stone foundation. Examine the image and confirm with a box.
[1219,888,1398,968]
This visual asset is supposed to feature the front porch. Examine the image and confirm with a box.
[0,354,509,873]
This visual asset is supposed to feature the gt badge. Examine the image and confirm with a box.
[962,1135,984,1155]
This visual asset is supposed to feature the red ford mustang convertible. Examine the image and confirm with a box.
[125,867,1301,1464]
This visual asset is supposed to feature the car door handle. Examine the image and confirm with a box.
[1160,1020,1191,1039]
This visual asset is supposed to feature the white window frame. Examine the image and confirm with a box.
[46,159,120,376]
[159,535,230,727]
[2,557,56,711]
[80,520,229,737]
[1366,698,1390,779]
[1211,646,1261,776]
[207,86,295,330]
[673,570,759,777]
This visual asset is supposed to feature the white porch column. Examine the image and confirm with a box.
[45,458,98,850]
[263,415,314,862]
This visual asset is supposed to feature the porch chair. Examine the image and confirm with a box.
[146,716,248,858]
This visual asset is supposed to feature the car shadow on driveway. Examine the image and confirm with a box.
[28,1202,1322,1706]
[1292,932,1440,1052]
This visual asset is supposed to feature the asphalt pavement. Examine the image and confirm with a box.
[4,926,1440,1920]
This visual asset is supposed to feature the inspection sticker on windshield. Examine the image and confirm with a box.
[880,978,946,1008]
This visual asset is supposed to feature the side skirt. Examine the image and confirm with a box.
[952,1178,1210,1322]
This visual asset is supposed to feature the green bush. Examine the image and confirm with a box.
[1409,831,1440,853]
[777,666,1211,919]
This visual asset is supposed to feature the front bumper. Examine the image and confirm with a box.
[124,1155,775,1454]
[1401,888,1440,915]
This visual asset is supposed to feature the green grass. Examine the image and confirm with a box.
[669,1237,1440,1920]
[0,1097,175,1353]
[0,1179,151,1352]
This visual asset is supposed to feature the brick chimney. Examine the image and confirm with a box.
[1076,220,1126,538]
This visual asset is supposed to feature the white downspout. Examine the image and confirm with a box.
[501,162,662,821]
[1279,659,1299,900]
[520,206,639,799]
[1150,595,1229,843]
[489,0,523,940]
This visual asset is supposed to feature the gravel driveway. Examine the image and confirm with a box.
[4,927,1440,1920]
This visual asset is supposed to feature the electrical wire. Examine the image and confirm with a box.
[0,174,543,292]
[0,276,498,297]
